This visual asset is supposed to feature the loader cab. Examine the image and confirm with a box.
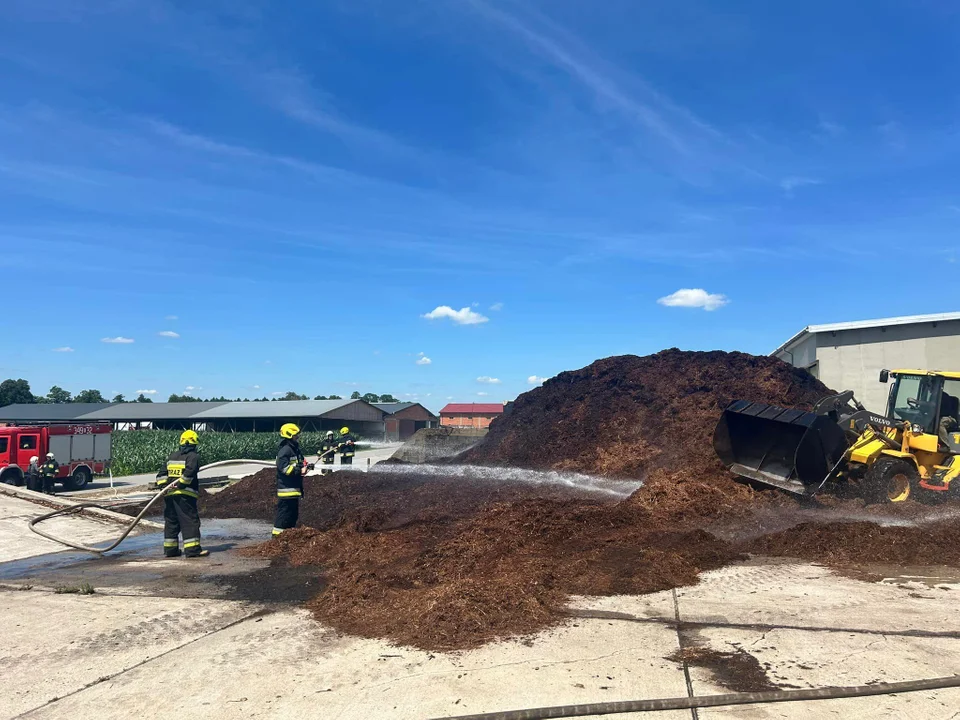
[885,371,960,439]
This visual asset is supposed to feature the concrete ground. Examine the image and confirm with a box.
[1,488,959,719]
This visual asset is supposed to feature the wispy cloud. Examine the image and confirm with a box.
[527,375,547,385]
[779,176,821,195]
[477,376,501,384]
[657,288,729,311]
[416,352,432,365]
[467,0,724,157]
[422,305,490,325]
[489,302,504,311]
[165,315,179,321]
[185,386,201,392]
[252,384,261,390]
[136,389,157,395]
[158,330,180,338]
[102,336,135,344]
[52,346,74,353]
[477,391,490,397]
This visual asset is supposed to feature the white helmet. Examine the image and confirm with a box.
[30,456,38,463]
[46,452,55,458]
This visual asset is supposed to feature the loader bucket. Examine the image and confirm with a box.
[713,400,849,495]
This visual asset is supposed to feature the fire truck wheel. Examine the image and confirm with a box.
[1,470,23,486]
[63,467,92,491]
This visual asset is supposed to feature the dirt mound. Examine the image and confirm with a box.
[461,349,830,485]
[743,519,960,567]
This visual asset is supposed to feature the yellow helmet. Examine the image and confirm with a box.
[280,423,301,439]
[340,426,350,435]
[180,430,199,446]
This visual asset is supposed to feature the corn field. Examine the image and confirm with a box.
[111,430,337,476]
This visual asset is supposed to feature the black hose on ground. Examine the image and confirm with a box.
[428,674,960,720]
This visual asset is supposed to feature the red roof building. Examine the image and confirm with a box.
[439,403,505,429]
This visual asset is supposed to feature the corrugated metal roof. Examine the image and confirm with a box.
[772,311,960,356]
[81,402,229,421]
[440,403,505,414]
[191,399,358,419]
[0,403,117,422]
[372,402,417,413]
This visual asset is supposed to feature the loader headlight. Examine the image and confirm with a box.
[912,423,924,434]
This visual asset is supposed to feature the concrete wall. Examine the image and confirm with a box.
[775,334,818,372]
[813,319,960,412]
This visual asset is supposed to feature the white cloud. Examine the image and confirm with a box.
[185,386,201,392]
[477,376,501,384]
[422,305,489,325]
[779,176,821,194]
[165,315,178,321]
[102,336,134,344]
[271,391,285,397]
[657,288,729,311]
[52,347,74,353]
[527,375,547,385]
[477,392,490,397]
[253,384,261,390]
[136,389,157,395]
[158,330,180,338]
[416,355,432,365]
[446,396,454,400]
[489,302,504,311]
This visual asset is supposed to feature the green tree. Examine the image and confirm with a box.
[328,394,342,400]
[361,392,380,403]
[379,394,399,403]
[73,389,106,403]
[282,391,309,401]
[111,394,126,403]
[46,385,72,404]
[350,391,361,400]
[135,393,154,403]
[314,395,328,400]
[0,379,35,406]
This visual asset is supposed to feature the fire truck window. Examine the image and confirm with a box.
[19,436,37,450]
[0,438,7,453]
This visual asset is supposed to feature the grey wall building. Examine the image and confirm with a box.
[772,312,960,412]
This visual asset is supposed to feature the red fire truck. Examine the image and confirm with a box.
[0,424,112,490]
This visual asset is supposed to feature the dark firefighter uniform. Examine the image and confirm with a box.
[319,433,337,475]
[274,423,308,537]
[41,455,60,494]
[156,431,207,558]
[337,427,356,466]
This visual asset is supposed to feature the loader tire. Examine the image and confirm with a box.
[863,457,917,504]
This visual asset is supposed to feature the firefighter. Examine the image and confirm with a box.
[26,456,42,492]
[156,430,208,558]
[337,426,356,466]
[41,453,59,494]
[274,423,312,537]
[319,430,337,475]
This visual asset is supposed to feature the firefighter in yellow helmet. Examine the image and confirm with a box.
[156,430,208,558]
[274,423,312,536]
[337,426,356,466]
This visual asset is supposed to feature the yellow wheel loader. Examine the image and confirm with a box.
[713,369,960,503]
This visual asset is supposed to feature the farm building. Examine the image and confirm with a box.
[0,399,387,437]
[374,403,439,441]
[439,402,505,429]
[772,311,960,412]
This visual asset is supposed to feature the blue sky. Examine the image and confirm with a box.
[1,1,958,410]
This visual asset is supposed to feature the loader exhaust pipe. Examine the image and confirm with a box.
[713,400,849,495]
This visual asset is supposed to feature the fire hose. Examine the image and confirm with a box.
[429,674,960,719]
[27,459,290,555]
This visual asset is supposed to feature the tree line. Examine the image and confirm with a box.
[0,379,401,408]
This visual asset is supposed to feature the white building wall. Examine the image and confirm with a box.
[813,320,960,412]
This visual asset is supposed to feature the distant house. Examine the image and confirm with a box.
[439,403,505,429]
[373,403,438,441]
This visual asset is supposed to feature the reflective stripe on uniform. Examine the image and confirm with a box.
[277,489,302,498]
[183,538,200,548]
[283,462,297,475]
[169,488,199,498]
[163,539,179,548]
[272,528,284,536]
[166,461,186,478]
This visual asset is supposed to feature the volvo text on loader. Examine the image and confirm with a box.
[713,369,960,503]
